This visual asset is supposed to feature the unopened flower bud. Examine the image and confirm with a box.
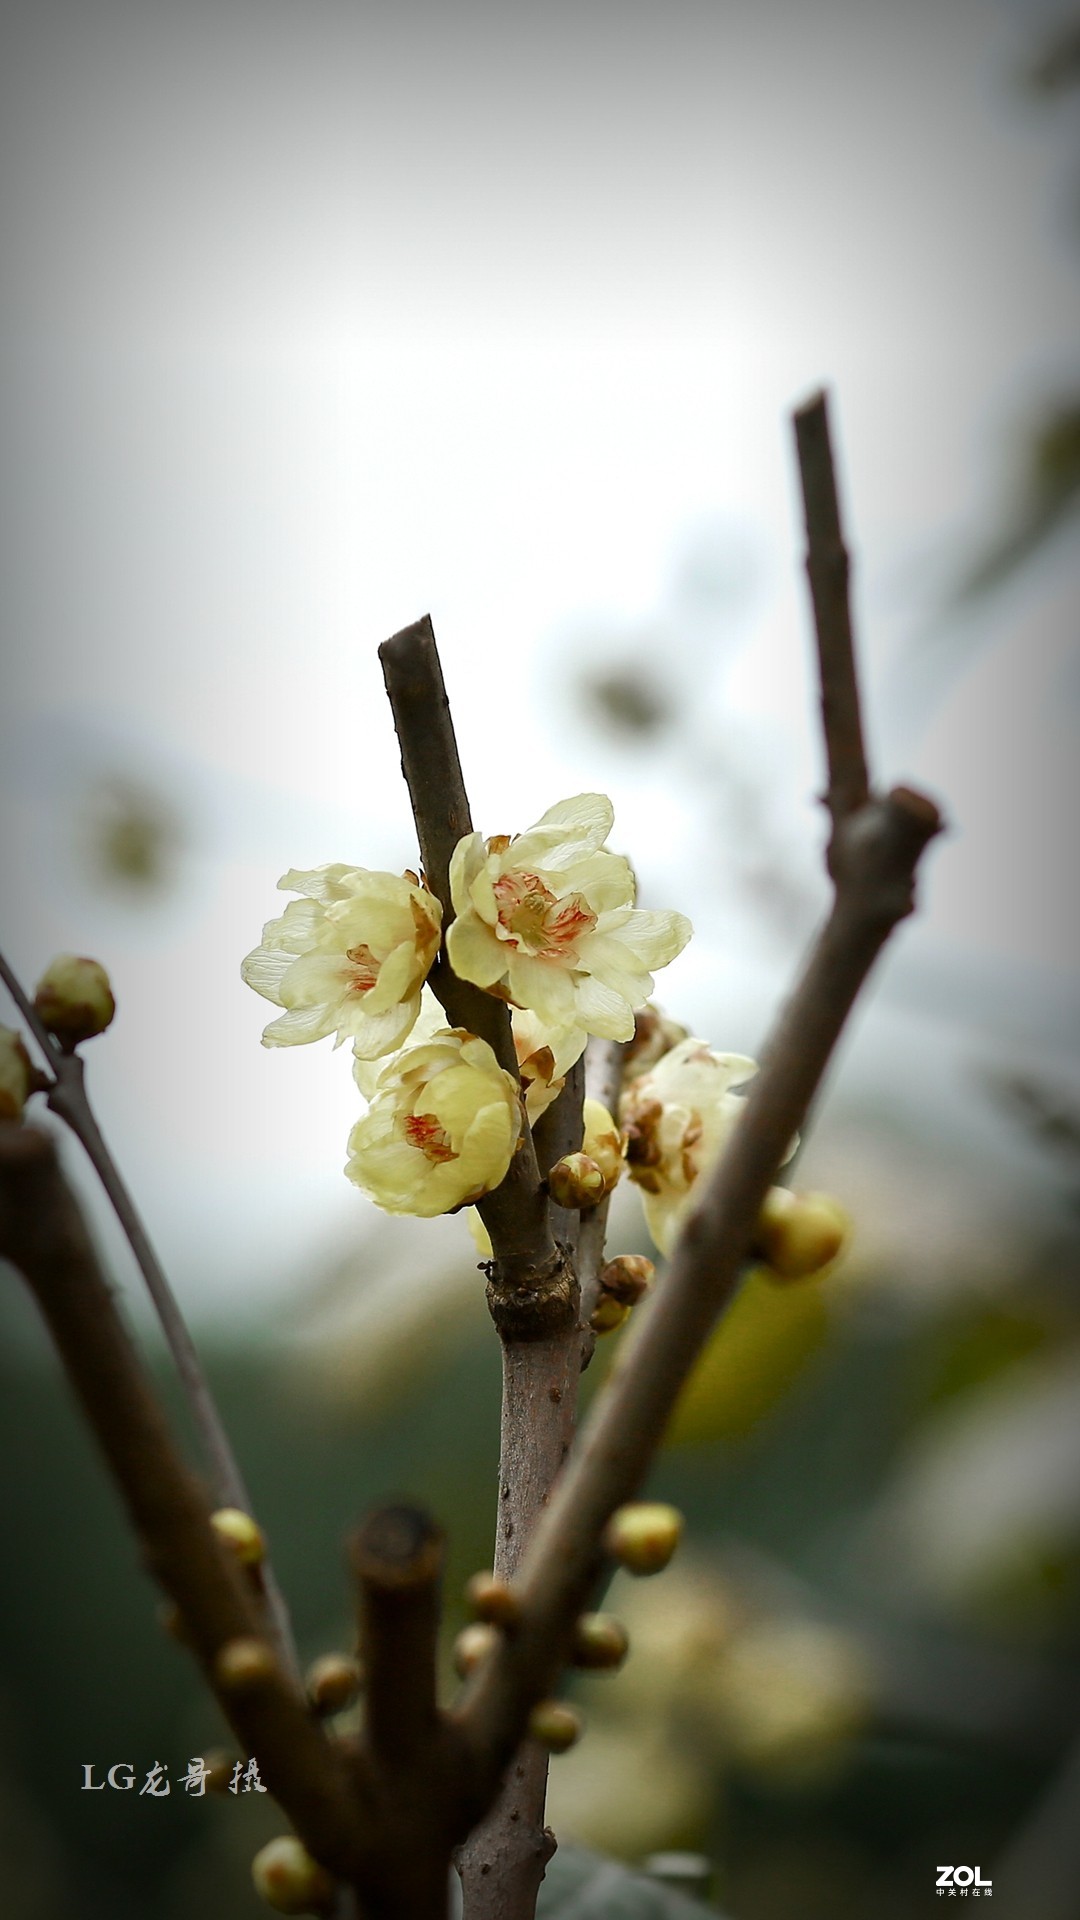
[548,1152,606,1210]
[465,1571,522,1629]
[251,1835,337,1915]
[305,1653,363,1715]
[528,1700,584,1752]
[582,1098,626,1193]
[603,1502,684,1576]
[590,1293,631,1335]
[214,1637,278,1694]
[755,1187,850,1280]
[210,1507,267,1567]
[453,1622,499,1678]
[0,1027,33,1120]
[599,1254,655,1305]
[571,1612,630,1671]
[33,954,115,1046]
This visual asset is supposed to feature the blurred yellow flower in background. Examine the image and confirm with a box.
[622,1038,782,1255]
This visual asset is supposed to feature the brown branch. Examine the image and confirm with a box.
[0,948,299,1679]
[351,1505,444,1769]
[457,1054,586,1915]
[455,783,940,1777]
[347,1505,485,1920]
[0,1124,364,1879]
[793,388,871,846]
[379,617,562,1299]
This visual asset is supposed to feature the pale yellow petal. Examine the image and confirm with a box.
[506,953,578,1025]
[363,939,423,1015]
[510,793,614,870]
[446,912,508,990]
[259,898,325,951]
[241,945,296,1007]
[349,997,421,1062]
[571,973,636,1042]
[449,831,486,917]
[277,863,358,904]
[466,1208,494,1258]
[456,1098,520,1192]
[604,907,692,969]
[261,1003,338,1046]
[641,1187,685,1257]
[278,951,351,1010]
[555,849,636,912]
[573,931,653,1009]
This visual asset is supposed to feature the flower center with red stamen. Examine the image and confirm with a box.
[492,872,596,959]
[405,1112,457,1163]
[345,943,380,993]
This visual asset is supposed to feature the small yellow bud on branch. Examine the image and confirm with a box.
[453,1622,500,1679]
[527,1700,584,1753]
[598,1255,654,1305]
[33,955,115,1048]
[464,1571,522,1629]
[210,1506,267,1567]
[251,1835,338,1915]
[588,1294,631,1335]
[754,1187,850,1279]
[214,1636,279,1694]
[570,1613,630,1671]
[547,1152,606,1210]
[603,1502,684,1576]
[305,1653,363,1716]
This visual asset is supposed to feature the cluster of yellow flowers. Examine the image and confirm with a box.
[243,791,824,1263]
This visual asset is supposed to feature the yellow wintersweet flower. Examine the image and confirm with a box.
[242,865,441,1059]
[621,1038,793,1256]
[510,1005,588,1123]
[446,795,691,1047]
[353,993,584,1127]
[345,1029,522,1217]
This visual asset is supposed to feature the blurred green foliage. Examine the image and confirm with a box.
[3,1183,1078,1918]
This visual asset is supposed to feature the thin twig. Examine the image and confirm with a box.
[0,947,299,1681]
[0,949,62,1062]
[793,389,871,846]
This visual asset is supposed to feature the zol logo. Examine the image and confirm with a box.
[936,1866,993,1897]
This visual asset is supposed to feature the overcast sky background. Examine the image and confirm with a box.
[1,0,1077,1319]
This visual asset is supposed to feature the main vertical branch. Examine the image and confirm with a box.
[379,617,560,1287]
[379,618,587,1918]
[458,1062,585,1919]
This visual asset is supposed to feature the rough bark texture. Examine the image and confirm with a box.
[457,1061,585,1920]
